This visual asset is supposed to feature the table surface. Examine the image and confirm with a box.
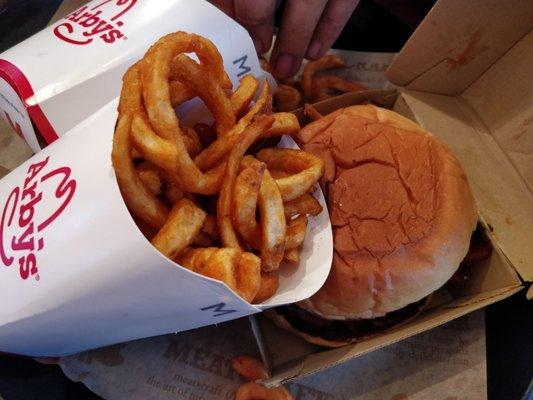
[0,1,531,399]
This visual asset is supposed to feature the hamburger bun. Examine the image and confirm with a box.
[265,104,475,348]
[269,105,476,346]
[296,105,477,321]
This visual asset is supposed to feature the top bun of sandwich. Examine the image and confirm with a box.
[297,105,477,320]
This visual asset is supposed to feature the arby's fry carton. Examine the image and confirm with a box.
[0,0,269,153]
[0,0,333,357]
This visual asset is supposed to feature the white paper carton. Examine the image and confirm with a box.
[0,0,268,153]
[0,97,332,357]
[0,0,333,356]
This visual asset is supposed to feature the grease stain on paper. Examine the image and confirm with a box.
[446,27,489,70]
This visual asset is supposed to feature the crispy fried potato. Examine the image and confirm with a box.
[240,156,286,271]
[256,148,325,201]
[192,231,213,247]
[172,53,236,136]
[269,169,291,179]
[151,199,206,259]
[253,272,280,304]
[181,126,203,158]
[265,113,300,137]
[164,181,185,205]
[231,356,270,381]
[177,246,217,272]
[236,252,263,302]
[259,58,270,73]
[117,63,143,116]
[301,55,345,100]
[202,214,218,242]
[194,80,273,172]
[136,161,162,195]
[232,160,265,249]
[140,33,234,194]
[303,103,323,122]
[169,80,196,107]
[201,248,239,288]
[236,382,293,400]
[274,84,302,112]
[283,194,323,219]
[194,122,217,148]
[131,114,227,195]
[311,74,366,100]
[113,65,169,228]
[283,248,300,264]
[217,116,275,250]
[232,75,260,117]
[114,32,329,305]
[133,217,159,241]
[177,248,261,302]
[285,215,307,249]
[112,114,169,228]
[257,168,286,271]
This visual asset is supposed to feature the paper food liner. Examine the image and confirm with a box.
[309,49,396,90]
[264,44,396,90]
[59,310,487,400]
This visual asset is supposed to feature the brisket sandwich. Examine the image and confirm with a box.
[269,105,477,347]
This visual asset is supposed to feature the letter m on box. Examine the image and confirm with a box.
[200,302,237,317]
[233,55,251,77]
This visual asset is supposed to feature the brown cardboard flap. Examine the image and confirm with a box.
[292,89,398,124]
[385,0,533,95]
[258,238,522,385]
[259,236,521,385]
[0,118,33,171]
[462,30,533,193]
[261,284,521,386]
[48,0,88,25]
[395,91,533,281]
[258,233,523,385]
[0,166,9,179]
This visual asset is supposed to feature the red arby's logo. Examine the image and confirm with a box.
[0,157,76,281]
[53,0,137,46]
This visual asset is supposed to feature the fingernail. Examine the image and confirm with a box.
[307,40,322,59]
[253,38,264,55]
[274,53,294,78]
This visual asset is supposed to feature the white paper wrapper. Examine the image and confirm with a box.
[0,0,270,152]
[0,0,333,355]
[0,96,332,356]
[265,43,396,90]
[59,310,487,400]
[323,49,396,90]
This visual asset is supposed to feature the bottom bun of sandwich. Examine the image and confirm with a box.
[270,105,477,346]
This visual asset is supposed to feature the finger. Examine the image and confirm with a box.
[234,0,277,55]
[270,0,328,78]
[306,0,360,59]
[209,0,235,17]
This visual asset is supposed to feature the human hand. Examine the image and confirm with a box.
[210,0,360,78]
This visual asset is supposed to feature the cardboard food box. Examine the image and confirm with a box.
[0,0,268,153]
[0,0,529,384]
[251,0,532,385]
[0,0,332,356]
